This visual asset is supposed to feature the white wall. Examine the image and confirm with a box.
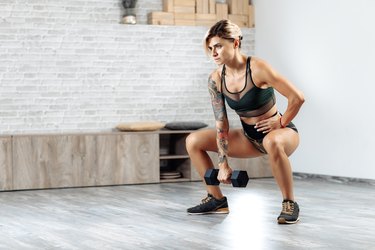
[254,0,375,179]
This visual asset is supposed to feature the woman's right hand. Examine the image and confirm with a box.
[218,164,233,184]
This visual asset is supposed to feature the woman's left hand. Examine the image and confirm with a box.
[254,114,281,133]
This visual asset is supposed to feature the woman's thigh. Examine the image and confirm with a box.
[187,128,264,158]
[263,128,299,156]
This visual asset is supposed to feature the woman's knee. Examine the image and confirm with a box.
[186,129,215,153]
[263,131,299,157]
[185,132,199,152]
[263,134,284,156]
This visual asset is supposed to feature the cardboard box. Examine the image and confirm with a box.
[163,0,174,12]
[196,0,209,14]
[228,14,249,27]
[209,0,216,14]
[174,0,195,7]
[248,5,255,27]
[227,0,249,15]
[175,13,196,26]
[227,0,239,14]
[195,13,216,26]
[242,0,249,15]
[173,0,196,13]
[174,6,195,13]
[148,12,174,25]
[216,3,228,21]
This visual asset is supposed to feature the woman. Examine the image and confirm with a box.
[186,20,305,224]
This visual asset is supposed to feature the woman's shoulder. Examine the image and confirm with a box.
[249,56,270,70]
[208,66,223,83]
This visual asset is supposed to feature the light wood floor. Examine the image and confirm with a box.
[0,176,374,250]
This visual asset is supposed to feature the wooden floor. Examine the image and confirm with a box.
[0,176,374,250]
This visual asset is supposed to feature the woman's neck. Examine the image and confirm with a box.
[225,54,247,76]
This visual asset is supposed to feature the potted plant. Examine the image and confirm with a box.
[121,0,138,24]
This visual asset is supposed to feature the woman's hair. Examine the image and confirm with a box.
[203,19,243,55]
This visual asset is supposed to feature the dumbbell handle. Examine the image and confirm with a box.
[204,169,249,187]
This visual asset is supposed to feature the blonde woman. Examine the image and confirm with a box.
[186,20,305,224]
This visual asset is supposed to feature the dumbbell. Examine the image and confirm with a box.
[204,168,249,187]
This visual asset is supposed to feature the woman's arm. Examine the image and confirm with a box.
[207,74,231,176]
[253,58,305,127]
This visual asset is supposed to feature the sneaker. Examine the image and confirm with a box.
[277,200,300,224]
[187,194,229,215]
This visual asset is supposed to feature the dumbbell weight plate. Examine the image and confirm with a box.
[231,171,249,187]
[204,169,220,185]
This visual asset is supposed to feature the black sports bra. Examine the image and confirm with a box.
[221,57,276,117]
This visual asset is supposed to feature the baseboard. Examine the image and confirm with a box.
[293,172,375,185]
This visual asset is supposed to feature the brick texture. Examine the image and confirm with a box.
[0,0,254,134]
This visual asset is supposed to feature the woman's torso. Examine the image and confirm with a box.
[218,56,277,125]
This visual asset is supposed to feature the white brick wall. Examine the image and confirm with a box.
[0,0,255,134]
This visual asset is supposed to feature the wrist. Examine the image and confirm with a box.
[218,160,229,168]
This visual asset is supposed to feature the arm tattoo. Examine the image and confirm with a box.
[217,128,229,165]
[208,76,227,121]
[208,76,229,165]
[217,128,228,165]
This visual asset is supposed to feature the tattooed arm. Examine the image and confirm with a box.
[208,74,232,182]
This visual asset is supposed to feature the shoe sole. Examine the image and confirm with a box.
[277,217,300,224]
[187,207,229,215]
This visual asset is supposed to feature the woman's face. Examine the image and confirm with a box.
[207,36,236,65]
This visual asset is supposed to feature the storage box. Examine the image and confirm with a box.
[209,0,216,14]
[174,0,195,6]
[195,13,217,26]
[163,0,174,12]
[164,0,196,13]
[174,0,196,13]
[248,5,255,27]
[196,0,209,14]
[227,0,249,15]
[174,6,195,13]
[148,12,174,25]
[175,13,196,26]
[216,3,228,21]
[228,14,249,27]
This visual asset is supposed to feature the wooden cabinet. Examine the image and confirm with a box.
[0,129,272,191]
[0,136,12,191]
[10,132,159,190]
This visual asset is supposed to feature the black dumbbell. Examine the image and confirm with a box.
[204,168,249,187]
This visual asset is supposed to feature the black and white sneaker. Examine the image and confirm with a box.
[277,200,300,224]
[187,194,229,215]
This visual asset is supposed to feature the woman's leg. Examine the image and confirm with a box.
[185,128,263,199]
[262,128,300,201]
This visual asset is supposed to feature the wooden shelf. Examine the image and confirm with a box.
[158,131,195,183]
[159,155,189,160]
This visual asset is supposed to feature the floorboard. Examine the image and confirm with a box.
[0,177,374,250]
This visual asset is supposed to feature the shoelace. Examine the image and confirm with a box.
[281,201,294,215]
[200,196,213,205]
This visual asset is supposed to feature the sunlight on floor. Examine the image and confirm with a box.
[215,193,268,250]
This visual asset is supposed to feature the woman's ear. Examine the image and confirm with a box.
[234,39,240,49]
